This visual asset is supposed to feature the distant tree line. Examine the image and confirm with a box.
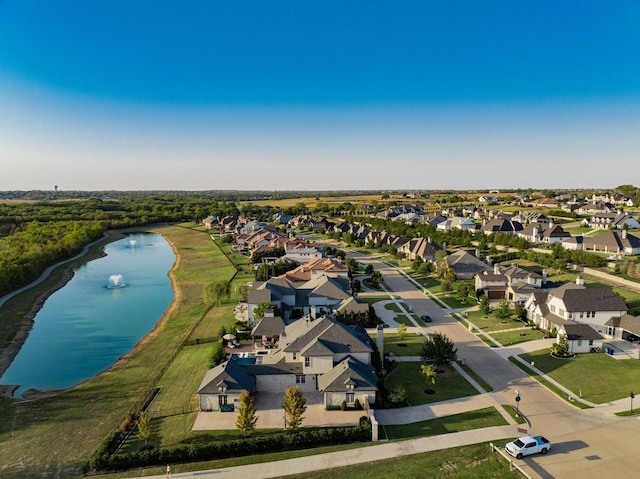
[0,220,105,296]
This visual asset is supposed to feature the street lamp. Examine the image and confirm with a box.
[515,390,521,417]
[631,392,635,413]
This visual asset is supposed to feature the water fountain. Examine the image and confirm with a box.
[129,239,137,248]
[107,274,126,289]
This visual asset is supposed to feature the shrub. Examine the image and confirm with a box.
[354,398,361,410]
[340,400,347,411]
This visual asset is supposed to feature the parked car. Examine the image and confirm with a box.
[505,435,551,459]
[420,315,432,323]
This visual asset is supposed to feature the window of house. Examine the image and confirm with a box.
[296,375,305,384]
[292,353,297,360]
[577,340,582,347]
[550,305,555,313]
[346,392,355,404]
[304,357,311,367]
[592,311,596,317]
[589,340,594,346]
[568,312,573,319]
[580,312,584,318]
[586,311,591,318]
[559,308,565,317]
[218,395,228,406]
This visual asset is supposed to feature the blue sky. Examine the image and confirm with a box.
[1,1,639,191]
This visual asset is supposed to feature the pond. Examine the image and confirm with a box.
[0,233,175,398]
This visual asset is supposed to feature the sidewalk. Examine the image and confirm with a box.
[134,425,518,479]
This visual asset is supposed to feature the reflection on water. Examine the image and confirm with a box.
[0,233,175,397]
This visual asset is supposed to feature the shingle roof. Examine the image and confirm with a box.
[317,356,378,392]
[252,314,287,337]
[563,323,603,341]
[197,360,256,394]
[553,283,627,312]
[606,314,640,336]
[447,250,490,274]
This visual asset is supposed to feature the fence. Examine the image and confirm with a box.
[489,442,533,479]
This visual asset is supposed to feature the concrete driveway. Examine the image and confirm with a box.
[193,392,364,431]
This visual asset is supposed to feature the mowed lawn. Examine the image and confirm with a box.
[279,442,521,479]
[520,349,640,403]
[0,223,237,479]
[385,362,479,406]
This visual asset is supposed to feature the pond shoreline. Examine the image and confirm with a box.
[0,226,178,399]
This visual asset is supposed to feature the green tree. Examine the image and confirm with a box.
[236,391,259,437]
[495,298,512,320]
[456,282,469,299]
[253,303,280,322]
[479,295,491,316]
[203,281,232,306]
[137,411,154,445]
[282,386,307,431]
[420,364,438,387]
[209,341,227,368]
[397,323,407,344]
[421,332,458,367]
[365,264,375,276]
[369,270,383,289]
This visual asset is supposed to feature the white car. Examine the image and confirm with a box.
[505,435,551,459]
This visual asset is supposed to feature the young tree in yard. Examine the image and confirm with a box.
[365,263,375,276]
[137,411,154,446]
[456,282,469,300]
[422,332,458,367]
[495,298,512,320]
[282,386,307,431]
[397,323,407,344]
[236,391,258,437]
[479,295,491,316]
[420,364,438,387]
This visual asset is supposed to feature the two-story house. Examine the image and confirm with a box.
[197,315,378,412]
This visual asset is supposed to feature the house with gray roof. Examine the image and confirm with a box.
[446,250,491,279]
[525,278,628,345]
[197,315,378,411]
[562,230,640,255]
[517,222,571,244]
[474,263,542,302]
[481,218,523,235]
[247,274,358,322]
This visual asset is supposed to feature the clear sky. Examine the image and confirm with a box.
[1,1,639,191]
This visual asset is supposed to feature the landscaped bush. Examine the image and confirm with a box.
[88,426,371,473]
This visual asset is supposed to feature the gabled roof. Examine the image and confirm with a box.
[447,250,490,274]
[252,314,287,337]
[582,231,640,251]
[302,276,351,300]
[552,283,627,312]
[284,316,373,356]
[197,360,256,394]
[317,356,379,392]
[606,314,640,336]
[482,218,523,233]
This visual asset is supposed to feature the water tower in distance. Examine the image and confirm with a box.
[54,185,58,192]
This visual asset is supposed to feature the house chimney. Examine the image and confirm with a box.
[542,269,547,285]
[622,229,628,240]
[494,263,500,274]
[376,325,384,364]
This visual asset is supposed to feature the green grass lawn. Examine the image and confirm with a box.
[278,442,521,479]
[383,407,508,441]
[378,333,425,357]
[385,362,479,406]
[519,349,640,403]
[466,310,527,332]
[439,295,476,309]
[489,328,546,347]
